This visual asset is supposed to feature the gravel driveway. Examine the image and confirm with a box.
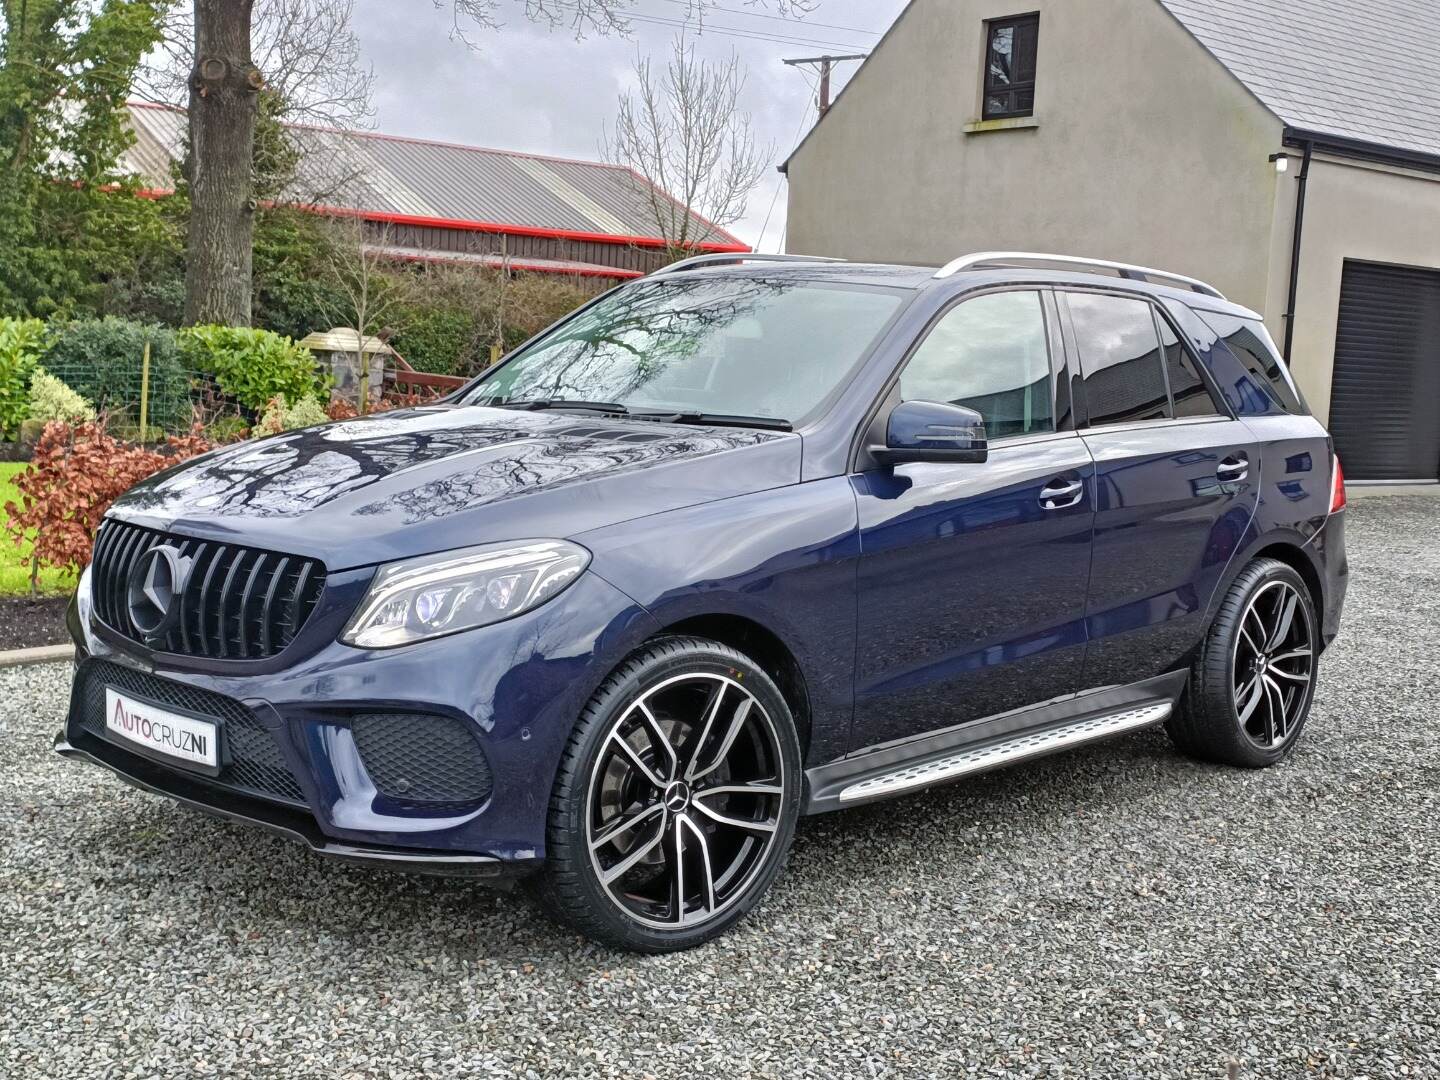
[2,497,1437,1079]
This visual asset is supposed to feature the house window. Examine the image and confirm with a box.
[983,14,1039,120]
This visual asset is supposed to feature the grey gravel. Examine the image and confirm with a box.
[2,496,1438,1079]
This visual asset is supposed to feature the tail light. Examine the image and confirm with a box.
[1329,454,1346,514]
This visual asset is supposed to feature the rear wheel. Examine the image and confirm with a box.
[1169,558,1319,767]
[536,636,802,952]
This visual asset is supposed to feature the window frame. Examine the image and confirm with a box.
[1151,305,1232,421]
[1057,288,1237,432]
[852,286,1072,472]
[981,12,1040,121]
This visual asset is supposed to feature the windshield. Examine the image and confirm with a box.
[460,276,905,425]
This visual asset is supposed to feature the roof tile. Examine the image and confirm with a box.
[1160,0,1440,158]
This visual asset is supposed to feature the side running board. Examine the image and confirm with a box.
[834,702,1172,806]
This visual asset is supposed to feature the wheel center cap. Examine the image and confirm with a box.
[663,780,692,813]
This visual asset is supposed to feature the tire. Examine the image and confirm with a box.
[535,636,803,953]
[1168,558,1320,768]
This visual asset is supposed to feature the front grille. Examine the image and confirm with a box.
[71,658,307,806]
[351,713,493,808]
[91,519,326,660]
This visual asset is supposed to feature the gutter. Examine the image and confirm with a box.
[1284,128,1440,178]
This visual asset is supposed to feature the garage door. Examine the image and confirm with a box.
[1330,260,1440,481]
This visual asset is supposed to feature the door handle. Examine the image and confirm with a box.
[1039,477,1085,510]
[1217,454,1249,483]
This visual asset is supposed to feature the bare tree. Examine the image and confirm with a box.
[320,215,415,413]
[442,0,815,43]
[180,0,812,326]
[141,0,374,130]
[605,37,770,251]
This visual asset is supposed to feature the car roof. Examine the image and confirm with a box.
[661,261,1263,321]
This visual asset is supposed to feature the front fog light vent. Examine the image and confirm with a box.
[350,713,493,806]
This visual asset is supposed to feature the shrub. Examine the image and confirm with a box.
[3,418,213,591]
[390,306,481,376]
[29,369,96,425]
[256,394,330,437]
[179,324,327,411]
[204,413,250,444]
[0,317,45,437]
[41,318,189,431]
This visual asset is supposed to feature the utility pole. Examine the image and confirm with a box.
[782,53,868,118]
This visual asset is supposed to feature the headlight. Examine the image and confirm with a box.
[341,540,590,649]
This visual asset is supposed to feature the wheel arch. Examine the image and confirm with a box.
[1210,529,1326,646]
[649,613,813,759]
[1251,540,1325,630]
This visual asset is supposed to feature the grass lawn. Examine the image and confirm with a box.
[0,461,78,598]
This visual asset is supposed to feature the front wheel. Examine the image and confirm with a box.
[1169,558,1319,767]
[536,636,802,952]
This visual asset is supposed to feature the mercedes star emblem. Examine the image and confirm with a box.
[126,545,190,639]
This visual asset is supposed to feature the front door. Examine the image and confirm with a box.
[1059,289,1260,690]
[851,289,1096,751]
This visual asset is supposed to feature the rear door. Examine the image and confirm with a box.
[851,289,1095,750]
[1060,290,1260,690]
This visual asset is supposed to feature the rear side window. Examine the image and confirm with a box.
[1065,293,1171,426]
[1200,313,1305,415]
[1160,314,1225,418]
[900,290,1054,440]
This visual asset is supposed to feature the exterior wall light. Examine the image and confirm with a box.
[1269,153,1292,174]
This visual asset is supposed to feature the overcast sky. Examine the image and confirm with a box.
[350,0,910,250]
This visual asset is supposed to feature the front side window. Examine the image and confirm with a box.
[1066,293,1171,426]
[900,290,1055,440]
[983,13,1039,120]
[462,277,904,426]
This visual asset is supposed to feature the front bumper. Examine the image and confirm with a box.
[59,569,660,871]
[54,730,520,879]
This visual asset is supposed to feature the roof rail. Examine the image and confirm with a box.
[651,252,846,276]
[932,251,1227,300]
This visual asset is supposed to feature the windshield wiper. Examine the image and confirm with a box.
[493,399,630,415]
[629,410,793,432]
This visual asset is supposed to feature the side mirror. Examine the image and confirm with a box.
[871,400,989,466]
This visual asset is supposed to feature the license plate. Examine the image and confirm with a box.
[105,688,219,770]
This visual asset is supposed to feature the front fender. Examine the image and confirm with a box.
[579,478,861,764]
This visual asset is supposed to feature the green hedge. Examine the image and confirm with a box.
[178,324,327,411]
[41,317,190,432]
[0,318,46,437]
[390,306,482,376]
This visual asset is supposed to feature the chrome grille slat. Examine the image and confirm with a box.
[237,553,269,661]
[285,561,314,646]
[87,521,326,661]
[196,544,228,656]
[259,556,289,656]
[216,548,247,660]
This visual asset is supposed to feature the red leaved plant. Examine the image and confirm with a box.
[4,418,214,594]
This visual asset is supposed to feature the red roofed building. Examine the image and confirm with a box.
[122,102,749,286]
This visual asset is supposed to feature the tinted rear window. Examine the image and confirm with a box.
[1159,313,1225,418]
[1066,293,1171,426]
[1200,313,1305,415]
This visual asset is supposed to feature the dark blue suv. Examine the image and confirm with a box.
[59,252,1348,951]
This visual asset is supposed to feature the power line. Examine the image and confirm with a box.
[649,0,883,37]
[545,1,875,50]
[756,67,817,252]
[619,11,872,50]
